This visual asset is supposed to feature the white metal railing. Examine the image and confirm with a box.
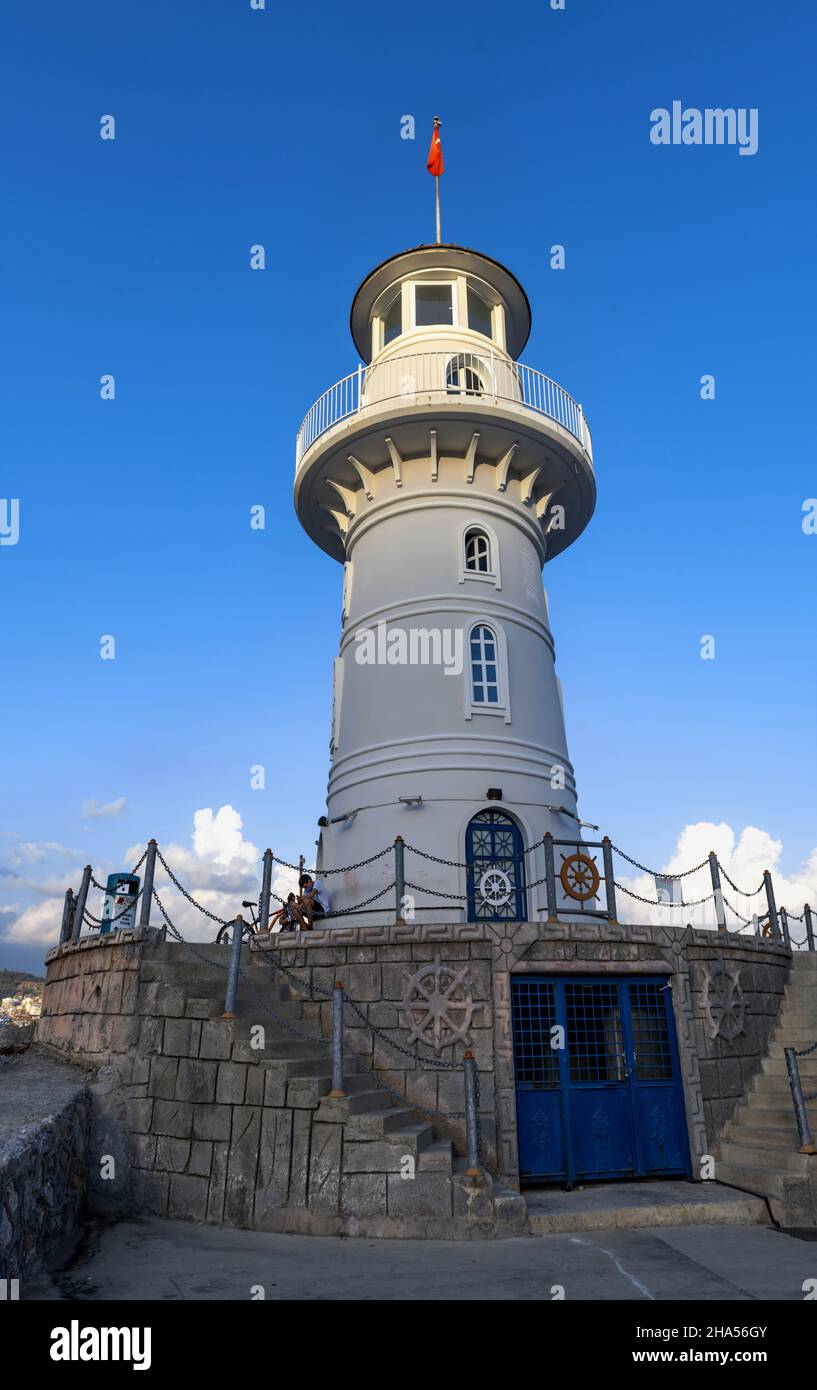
[295,350,593,468]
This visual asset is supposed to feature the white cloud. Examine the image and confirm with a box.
[83,797,127,819]
[615,821,817,942]
[4,899,65,945]
[3,811,814,950]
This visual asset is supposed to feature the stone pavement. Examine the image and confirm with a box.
[35,1215,817,1301]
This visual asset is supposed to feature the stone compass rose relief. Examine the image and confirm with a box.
[401,954,477,1052]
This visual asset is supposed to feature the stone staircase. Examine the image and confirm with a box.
[134,940,527,1236]
[717,952,817,1224]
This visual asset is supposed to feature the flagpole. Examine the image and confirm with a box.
[435,175,441,244]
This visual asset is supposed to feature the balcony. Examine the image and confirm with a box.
[295,350,593,471]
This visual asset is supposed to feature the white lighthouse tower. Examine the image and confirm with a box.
[294,242,595,924]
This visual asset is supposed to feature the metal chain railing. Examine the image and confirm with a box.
[270,847,392,876]
[83,887,145,927]
[610,844,710,879]
[715,862,765,897]
[151,895,467,1121]
[154,849,234,925]
[614,881,715,909]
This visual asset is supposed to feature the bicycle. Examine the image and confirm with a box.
[215,901,260,946]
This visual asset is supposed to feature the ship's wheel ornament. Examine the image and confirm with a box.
[703,964,746,1041]
[559,851,601,902]
[479,867,512,908]
[401,954,476,1052]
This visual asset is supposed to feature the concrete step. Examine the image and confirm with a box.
[762,1055,817,1076]
[752,1074,804,1097]
[383,1121,436,1156]
[733,1101,817,1128]
[767,1037,817,1054]
[342,1106,425,1141]
[142,960,293,999]
[715,1159,804,1203]
[319,1087,405,1118]
[775,1012,817,1028]
[417,1140,454,1172]
[719,1139,813,1174]
[523,1180,769,1235]
[727,1123,802,1150]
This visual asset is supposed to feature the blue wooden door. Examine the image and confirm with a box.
[512,976,690,1184]
[466,809,527,922]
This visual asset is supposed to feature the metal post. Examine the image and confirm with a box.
[258,849,273,935]
[780,907,791,950]
[785,1048,816,1154]
[138,839,157,931]
[544,833,557,921]
[602,837,617,922]
[764,870,781,941]
[356,362,363,412]
[805,904,815,953]
[394,835,405,923]
[463,1051,481,1177]
[59,889,74,945]
[222,915,244,1020]
[709,851,726,932]
[71,865,92,943]
[329,982,346,1098]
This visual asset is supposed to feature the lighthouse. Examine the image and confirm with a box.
[294,241,595,923]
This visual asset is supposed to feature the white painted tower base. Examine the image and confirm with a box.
[293,244,596,925]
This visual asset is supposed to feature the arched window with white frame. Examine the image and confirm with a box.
[458,520,501,588]
[465,527,491,574]
[465,619,510,722]
[470,624,499,705]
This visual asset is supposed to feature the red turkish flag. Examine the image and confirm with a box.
[427,121,443,176]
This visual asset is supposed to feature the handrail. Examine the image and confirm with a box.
[294,351,592,468]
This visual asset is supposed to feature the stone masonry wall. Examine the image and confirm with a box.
[258,920,791,1183]
[0,1055,91,1284]
[34,920,792,1229]
[687,943,791,1144]
[254,929,497,1168]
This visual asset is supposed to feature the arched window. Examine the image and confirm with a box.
[458,521,500,589]
[465,619,509,720]
[446,353,484,396]
[464,527,491,574]
[470,625,500,705]
[465,809,527,922]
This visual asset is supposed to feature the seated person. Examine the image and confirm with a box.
[289,873,330,930]
[268,893,297,933]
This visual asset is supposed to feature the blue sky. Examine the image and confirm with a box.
[1,0,815,973]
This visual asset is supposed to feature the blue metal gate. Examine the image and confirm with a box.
[512,975,690,1184]
[465,809,527,922]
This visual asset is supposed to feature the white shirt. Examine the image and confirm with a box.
[310,879,330,912]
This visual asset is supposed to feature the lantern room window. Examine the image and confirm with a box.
[467,285,493,338]
[414,282,454,326]
[383,292,402,345]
